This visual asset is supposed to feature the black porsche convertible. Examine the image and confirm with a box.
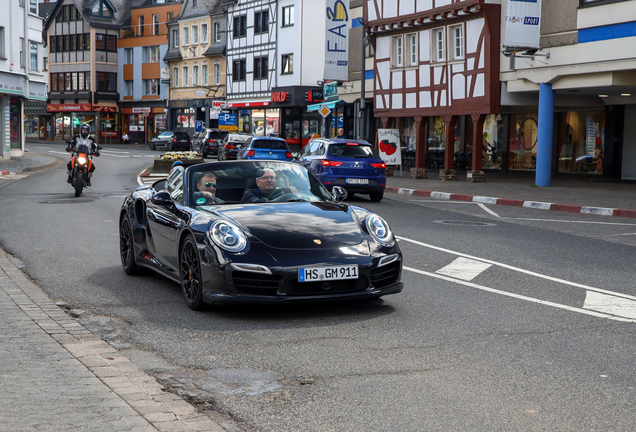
[119,160,403,310]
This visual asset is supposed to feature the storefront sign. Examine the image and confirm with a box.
[100,131,119,138]
[324,0,350,81]
[28,81,48,101]
[47,103,92,112]
[503,0,542,49]
[377,129,402,166]
[323,82,339,101]
[132,107,151,114]
[0,73,26,97]
[172,101,189,108]
[94,105,117,112]
[226,101,271,108]
[161,67,171,80]
[212,100,227,109]
[272,91,289,102]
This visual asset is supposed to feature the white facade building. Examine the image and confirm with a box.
[1,0,48,159]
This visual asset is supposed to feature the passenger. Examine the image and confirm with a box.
[337,128,345,138]
[193,173,224,204]
[241,169,296,203]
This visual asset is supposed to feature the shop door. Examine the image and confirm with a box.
[147,116,154,142]
[43,117,52,140]
[622,105,636,180]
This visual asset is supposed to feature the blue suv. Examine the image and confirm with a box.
[237,136,293,161]
[297,139,386,201]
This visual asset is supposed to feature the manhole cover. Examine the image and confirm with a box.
[434,220,496,226]
[40,198,94,204]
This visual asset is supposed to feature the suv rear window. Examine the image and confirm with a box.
[327,144,378,158]
[207,131,229,140]
[252,140,288,150]
[174,132,190,140]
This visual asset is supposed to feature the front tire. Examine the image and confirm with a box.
[120,217,141,275]
[180,235,206,311]
[74,172,84,197]
[167,142,173,151]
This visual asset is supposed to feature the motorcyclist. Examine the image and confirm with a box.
[67,124,99,186]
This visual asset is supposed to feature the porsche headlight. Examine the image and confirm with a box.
[365,214,393,245]
[209,220,247,253]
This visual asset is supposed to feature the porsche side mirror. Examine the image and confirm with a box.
[151,191,174,207]
[331,186,348,202]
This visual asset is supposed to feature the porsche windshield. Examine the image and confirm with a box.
[188,161,334,206]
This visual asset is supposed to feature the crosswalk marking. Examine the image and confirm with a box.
[435,257,492,281]
[584,291,636,320]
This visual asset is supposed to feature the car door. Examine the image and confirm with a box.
[146,166,185,275]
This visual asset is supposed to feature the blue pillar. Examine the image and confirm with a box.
[536,83,554,187]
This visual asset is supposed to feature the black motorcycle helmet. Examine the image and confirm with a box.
[80,124,90,138]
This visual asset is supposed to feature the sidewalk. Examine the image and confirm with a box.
[0,248,225,432]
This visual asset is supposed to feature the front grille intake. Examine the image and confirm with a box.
[370,261,401,288]
[232,271,281,296]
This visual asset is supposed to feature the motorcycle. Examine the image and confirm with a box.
[66,140,101,197]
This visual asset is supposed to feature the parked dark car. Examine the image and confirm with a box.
[237,136,293,161]
[194,128,229,157]
[149,131,191,151]
[119,160,403,310]
[296,138,387,201]
[218,133,252,161]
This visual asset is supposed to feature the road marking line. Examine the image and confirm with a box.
[478,203,500,218]
[98,153,128,158]
[584,291,636,320]
[503,217,636,226]
[397,236,636,301]
[436,257,492,281]
[404,266,636,323]
[100,150,129,154]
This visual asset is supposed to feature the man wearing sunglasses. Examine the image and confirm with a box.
[193,173,224,205]
[241,169,297,203]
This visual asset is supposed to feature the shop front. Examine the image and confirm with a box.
[24,101,53,140]
[269,87,325,153]
[94,105,120,144]
[168,99,212,138]
[121,106,167,144]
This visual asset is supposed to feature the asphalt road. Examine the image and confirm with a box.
[2,143,636,431]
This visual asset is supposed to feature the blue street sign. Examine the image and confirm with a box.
[219,113,237,126]
[195,121,203,132]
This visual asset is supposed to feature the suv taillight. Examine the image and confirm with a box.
[370,162,386,169]
[247,150,255,157]
[321,160,343,167]
[173,138,177,143]
[226,144,235,149]
[207,139,217,143]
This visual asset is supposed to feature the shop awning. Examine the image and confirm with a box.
[306,100,345,112]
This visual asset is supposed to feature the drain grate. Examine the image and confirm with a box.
[434,220,496,226]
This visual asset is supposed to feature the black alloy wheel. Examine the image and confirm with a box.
[120,217,141,275]
[180,236,205,310]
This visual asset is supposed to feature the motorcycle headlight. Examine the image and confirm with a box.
[77,156,87,165]
[365,214,393,245]
[208,220,247,253]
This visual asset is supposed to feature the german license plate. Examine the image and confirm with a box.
[298,265,358,282]
[346,178,369,184]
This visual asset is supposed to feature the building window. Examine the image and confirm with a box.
[96,72,117,92]
[232,59,246,81]
[125,80,133,97]
[172,66,179,87]
[43,57,47,71]
[139,16,145,36]
[59,4,80,21]
[193,65,199,85]
[202,64,208,85]
[451,25,464,60]
[29,0,37,14]
[183,65,189,86]
[233,15,247,38]
[434,28,445,62]
[282,5,294,27]
[281,53,293,74]
[183,26,189,45]
[392,36,403,67]
[255,10,269,34]
[144,79,159,95]
[192,25,199,44]
[201,23,208,43]
[213,22,220,42]
[29,42,38,71]
[95,34,117,52]
[172,29,179,48]
[0,27,4,59]
[124,48,133,64]
[153,14,159,35]
[254,56,268,79]
[408,33,418,66]
[143,46,160,63]
[214,63,220,85]
[91,0,113,19]
[168,12,174,21]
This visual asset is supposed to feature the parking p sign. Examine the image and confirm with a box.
[219,113,238,132]
[195,121,203,132]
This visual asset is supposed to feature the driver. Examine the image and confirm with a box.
[193,173,224,205]
[241,169,296,203]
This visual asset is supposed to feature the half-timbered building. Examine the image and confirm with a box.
[366,0,501,179]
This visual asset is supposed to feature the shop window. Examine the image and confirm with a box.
[154,114,167,134]
[233,15,247,38]
[254,56,268,80]
[482,114,504,170]
[557,111,605,174]
[100,113,118,139]
[252,109,265,136]
[282,5,294,27]
[266,109,279,136]
[25,115,39,138]
[281,54,293,74]
[255,10,269,34]
[232,59,246,81]
[508,114,538,171]
[302,120,319,140]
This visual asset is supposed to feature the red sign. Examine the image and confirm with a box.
[271,92,289,103]
[100,131,119,138]
[226,101,271,108]
[47,103,92,112]
[94,105,118,112]
[132,107,151,114]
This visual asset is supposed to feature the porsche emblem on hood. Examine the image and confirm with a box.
[313,239,322,244]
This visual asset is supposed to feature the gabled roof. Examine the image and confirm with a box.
[45,0,138,30]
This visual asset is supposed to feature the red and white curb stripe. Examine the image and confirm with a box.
[385,186,636,219]
[0,171,15,176]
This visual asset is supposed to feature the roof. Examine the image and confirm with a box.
[45,0,140,30]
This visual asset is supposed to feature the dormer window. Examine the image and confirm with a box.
[91,0,114,19]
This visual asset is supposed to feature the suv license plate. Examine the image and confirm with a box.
[346,178,369,184]
[298,265,358,282]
